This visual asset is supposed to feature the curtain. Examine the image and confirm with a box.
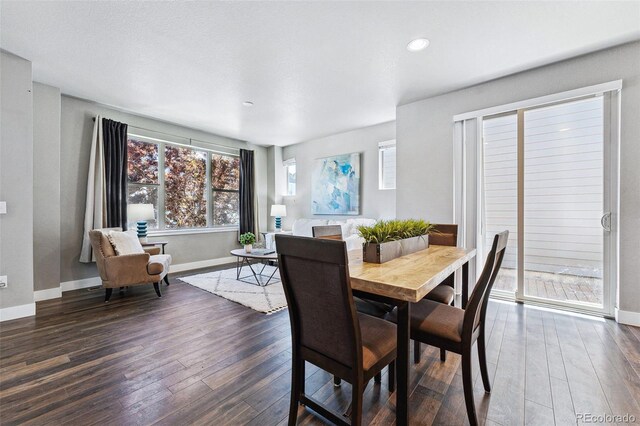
[239,149,256,235]
[103,119,129,228]
[79,116,107,262]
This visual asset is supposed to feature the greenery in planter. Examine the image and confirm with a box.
[239,232,256,245]
[357,219,435,244]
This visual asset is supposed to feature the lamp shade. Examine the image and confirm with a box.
[270,204,287,217]
[128,204,155,221]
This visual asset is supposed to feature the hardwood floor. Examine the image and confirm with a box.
[1,266,639,425]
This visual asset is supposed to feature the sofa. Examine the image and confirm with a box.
[265,218,377,252]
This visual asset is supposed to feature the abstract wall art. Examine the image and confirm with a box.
[311,152,360,215]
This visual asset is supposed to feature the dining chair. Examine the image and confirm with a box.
[311,224,343,240]
[393,231,508,426]
[417,223,458,362]
[313,224,395,389]
[276,234,397,426]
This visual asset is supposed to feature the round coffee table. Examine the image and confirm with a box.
[230,248,279,286]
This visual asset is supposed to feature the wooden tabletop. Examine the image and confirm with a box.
[348,245,477,303]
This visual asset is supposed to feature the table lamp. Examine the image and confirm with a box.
[128,203,155,241]
[270,204,287,231]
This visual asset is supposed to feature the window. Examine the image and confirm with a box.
[211,154,240,226]
[378,140,396,190]
[126,135,240,232]
[284,158,296,196]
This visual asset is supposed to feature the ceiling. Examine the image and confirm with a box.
[1,1,639,146]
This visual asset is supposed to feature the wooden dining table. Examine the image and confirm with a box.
[347,244,477,426]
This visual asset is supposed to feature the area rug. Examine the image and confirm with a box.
[180,266,287,314]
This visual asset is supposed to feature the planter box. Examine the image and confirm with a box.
[362,235,429,264]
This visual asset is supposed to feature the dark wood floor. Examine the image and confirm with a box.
[1,266,639,425]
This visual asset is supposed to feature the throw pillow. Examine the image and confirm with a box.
[108,230,145,255]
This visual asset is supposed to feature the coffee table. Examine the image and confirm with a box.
[230,248,280,286]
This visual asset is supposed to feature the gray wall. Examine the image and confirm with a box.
[281,121,396,229]
[396,41,640,315]
[60,96,269,283]
[0,52,34,309]
[33,82,61,292]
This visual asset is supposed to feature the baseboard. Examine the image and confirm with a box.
[169,256,236,273]
[61,276,102,292]
[34,287,62,302]
[53,257,235,297]
[615,307,640,326]
[0,303,36,322]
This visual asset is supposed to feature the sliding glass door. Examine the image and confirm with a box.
[480,95,613,314]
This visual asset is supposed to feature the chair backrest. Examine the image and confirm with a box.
[429,224,458,247]
[312,225,343,240]
[276,234,361,370]
[462,231,509,337]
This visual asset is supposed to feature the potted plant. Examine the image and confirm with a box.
[357,219,435,263]
[240,232,256,253]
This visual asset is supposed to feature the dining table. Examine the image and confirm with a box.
[347,244,477,426]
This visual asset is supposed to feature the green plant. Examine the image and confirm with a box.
[239,232,256,245]
[357,219,434,244]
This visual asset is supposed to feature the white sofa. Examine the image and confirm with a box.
[265,218,377,252]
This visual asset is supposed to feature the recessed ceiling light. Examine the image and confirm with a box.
[243,101,254,107]
[407,38,430,52]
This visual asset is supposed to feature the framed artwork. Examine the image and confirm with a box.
[311,152,360,215]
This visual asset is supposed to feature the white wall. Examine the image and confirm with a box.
[397,41,640,319]
[59,96,269,284]
[0,52,35,315]
[281,121,396,229]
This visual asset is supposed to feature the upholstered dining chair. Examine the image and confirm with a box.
[389,231,508,426]
[89,229,172,302]
[312,224,395,389]
[276,234,397,426]
[418,223,458,362]
[311,225,343,240]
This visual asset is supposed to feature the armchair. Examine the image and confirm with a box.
[88,229,172,302]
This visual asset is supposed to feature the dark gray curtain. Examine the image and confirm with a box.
[103,118,128,228]
[239,149,255,235]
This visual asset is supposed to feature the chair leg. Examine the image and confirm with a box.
[478,330,491,393]
[288,356,303,425]
[350,379,363,426]
[105,288,113,302]
[164,275,170,286]
[462,347,478,426]
[388,361,395,393]
[413,340,421,364]
[153,282,162,297]
[440,348,447,362]
[374,372,382,384]
[333,376,342,387]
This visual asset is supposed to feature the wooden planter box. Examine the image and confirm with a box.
[362,235,429,264]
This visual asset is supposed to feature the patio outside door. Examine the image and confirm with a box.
[480,95,615,315]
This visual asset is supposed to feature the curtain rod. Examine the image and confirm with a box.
[92,116,241,153]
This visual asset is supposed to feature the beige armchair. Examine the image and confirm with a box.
[89,229,172,302]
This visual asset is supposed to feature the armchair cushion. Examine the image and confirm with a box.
[108,230,145,255]
[148,254,172,276]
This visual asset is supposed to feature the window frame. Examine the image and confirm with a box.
[283,158,296,196]
[378,140,396,190]
[126,133,241,235]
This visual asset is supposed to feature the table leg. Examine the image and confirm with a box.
[236,256,243,280]
[462,261,469,309]
[396,301,410,426]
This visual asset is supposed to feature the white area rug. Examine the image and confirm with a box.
[180,266,287,314]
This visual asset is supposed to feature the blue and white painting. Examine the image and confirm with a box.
[312,153,360,215]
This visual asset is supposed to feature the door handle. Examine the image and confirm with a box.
[600,212,611,232]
